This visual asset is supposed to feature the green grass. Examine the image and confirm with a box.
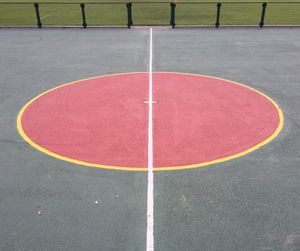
[0,0,299,26]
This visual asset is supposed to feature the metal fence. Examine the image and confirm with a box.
[0,1,299,28]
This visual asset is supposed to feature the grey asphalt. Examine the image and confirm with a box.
[0,28,300,251]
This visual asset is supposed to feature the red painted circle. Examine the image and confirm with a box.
[20,73,281,169]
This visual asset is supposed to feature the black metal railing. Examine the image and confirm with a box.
[0,1,299,28]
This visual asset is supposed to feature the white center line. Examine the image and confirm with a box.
[146,27,154,251]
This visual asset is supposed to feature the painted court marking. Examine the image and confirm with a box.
[147,28,154,251]
[17,72,284,172]
[17,72,284,171]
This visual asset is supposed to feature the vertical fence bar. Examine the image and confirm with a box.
[215,2,221,28]
[80,3,87,28]
[34,3,42,28]
[127,2,133,28]
[259,2,267,27]
[170,2,176,28]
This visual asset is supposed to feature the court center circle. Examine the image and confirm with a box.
[17,72,283,171]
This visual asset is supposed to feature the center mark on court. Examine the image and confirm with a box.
[144,101,157,104]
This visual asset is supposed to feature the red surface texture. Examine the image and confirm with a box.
[21,73,280,168]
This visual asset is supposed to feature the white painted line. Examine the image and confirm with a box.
[144,101,157,104]
[146,27,154,251]
[40,15,50,20]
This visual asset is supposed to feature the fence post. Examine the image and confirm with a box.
[215,2,221,28]
[126,2,133,28]
[80,3,87,28]
[34,3,42,28]
[259,2,267,28]
[170,2,176,28]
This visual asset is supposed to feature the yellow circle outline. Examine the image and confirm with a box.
[17,72,284,172]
